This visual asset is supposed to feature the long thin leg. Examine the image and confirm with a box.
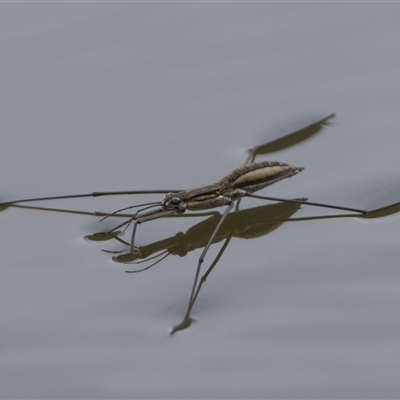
[1,203,109,217]
[108,217,134,234]
[170,233,234,335]
[284,199,400,221]
[170,201,234,334]
[245,192,368,214]
[0,190,181,209]
[187,202,234,308]
[118,208,178,255]
[189,234,233,311]
[130,221,140,255]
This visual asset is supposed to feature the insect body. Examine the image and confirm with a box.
[163,161,303,212]
[121,161,303,258]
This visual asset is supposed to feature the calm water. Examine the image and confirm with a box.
[2,4,400,398]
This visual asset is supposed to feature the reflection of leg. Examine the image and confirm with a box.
[244,114,335,165]
[124,251,169,273]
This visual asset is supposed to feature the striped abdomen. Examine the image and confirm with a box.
[219,161,304,194]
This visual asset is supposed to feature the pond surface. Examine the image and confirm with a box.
[2,4,400,398]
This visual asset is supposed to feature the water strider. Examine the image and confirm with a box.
[2,113,400,333]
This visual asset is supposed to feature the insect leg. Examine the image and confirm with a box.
[245,193,368,214]
[126,209,178,255]
[171,233,233,335]
[171,201,235,334]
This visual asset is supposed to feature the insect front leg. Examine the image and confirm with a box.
[123,208,179,255]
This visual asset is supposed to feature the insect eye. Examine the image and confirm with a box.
[170,197,181,205]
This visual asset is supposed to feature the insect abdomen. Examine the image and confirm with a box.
[222,161,304,194]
